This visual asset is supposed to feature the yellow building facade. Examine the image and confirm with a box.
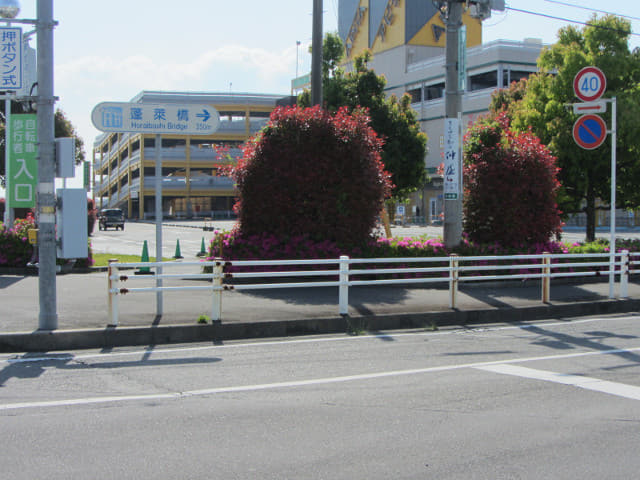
[340,0,482,61]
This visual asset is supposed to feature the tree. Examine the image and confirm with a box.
[463,113,563,248]
[0,106,84,186]
[230,105,392,247]
[512,15,640,241]
[489,77,528,118]
[299,34,427,200]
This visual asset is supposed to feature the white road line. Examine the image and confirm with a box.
[476,364,640,401]
[3,315,637,364]
[2,346,640,412]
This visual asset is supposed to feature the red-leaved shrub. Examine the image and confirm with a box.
[229,105,392,247]
[463,113,563,247]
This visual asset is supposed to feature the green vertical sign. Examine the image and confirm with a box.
[7,114,38,208]
[83,161,90,191]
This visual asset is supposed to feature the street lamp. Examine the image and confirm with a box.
[0,0,20,19]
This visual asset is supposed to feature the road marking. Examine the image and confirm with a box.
[2,346,640,412]
[476,364,640,401]
[3,315,636,364]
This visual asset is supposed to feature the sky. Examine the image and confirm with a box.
[2,0,639,192]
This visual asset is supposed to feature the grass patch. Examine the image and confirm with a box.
[92,253,172,267]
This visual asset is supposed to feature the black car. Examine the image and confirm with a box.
[98,208,125,231]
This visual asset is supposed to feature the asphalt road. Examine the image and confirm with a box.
[2,314,639,479]
[89,219,639,258]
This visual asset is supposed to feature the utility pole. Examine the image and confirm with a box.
[443,0,463,249]
[440,0,505,248]
[311,0,323,106]
[37,0,58,330]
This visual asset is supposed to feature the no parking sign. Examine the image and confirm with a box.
[573,114,607,150]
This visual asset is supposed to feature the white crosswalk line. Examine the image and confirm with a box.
[476,364,640,401]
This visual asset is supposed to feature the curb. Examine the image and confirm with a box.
[2,298,639,353]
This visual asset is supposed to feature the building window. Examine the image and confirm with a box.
[503,69,532,86]
[424,82,445,101]
[249,111,270,119]
[469,70,498,91]
[162,138,186,148]
[219,111,245,121]
[407,87,422,103]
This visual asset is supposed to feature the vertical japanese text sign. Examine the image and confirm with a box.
[7,114,38,208]
[444,118,460,200]
[0,27,23,90]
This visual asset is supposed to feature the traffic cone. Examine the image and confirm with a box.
[173,239,183,259]
[136,240,151,275]
[197,237,206,257]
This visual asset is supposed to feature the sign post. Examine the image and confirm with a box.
[571,66,616,298]
[92,101,220,317]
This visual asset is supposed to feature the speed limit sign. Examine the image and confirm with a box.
[573,66,606,102]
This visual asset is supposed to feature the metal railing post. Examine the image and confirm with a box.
[449,254,459,309]
[211,259,223,322]
[620,250,629,299]
[339,255,350,315]
[542,252,551,303]
[108,259,119,326]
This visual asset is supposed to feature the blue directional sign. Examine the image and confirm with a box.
[573,114,607,150]
[91,102,220,135]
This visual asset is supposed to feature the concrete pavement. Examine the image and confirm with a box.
[1,266,639,352]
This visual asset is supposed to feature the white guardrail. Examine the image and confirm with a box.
[107,251,639,327]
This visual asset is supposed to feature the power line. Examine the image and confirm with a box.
[506,6,640,38]
[542,0,640,23]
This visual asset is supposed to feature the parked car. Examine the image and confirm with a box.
[98,208,125,231]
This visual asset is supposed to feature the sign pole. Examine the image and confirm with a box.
[609,97,616,299]
[4,95,12,227]
[90,101,220,319]
[155,133,163,316]
[571,66,616,298]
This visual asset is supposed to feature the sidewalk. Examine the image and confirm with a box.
[1,269,639,352]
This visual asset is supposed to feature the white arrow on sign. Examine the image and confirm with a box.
[91,102,220,135]
[573,100,607,115]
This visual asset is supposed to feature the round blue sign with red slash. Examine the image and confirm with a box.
[573,66,607,102]
[573,114,607,150]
